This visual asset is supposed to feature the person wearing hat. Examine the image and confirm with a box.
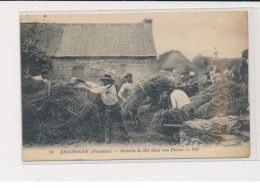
[118,73,140,127]
[211,47,218,62]
[118,73,134,102]
[79,74,129,143]
[188,71,197,85]
[39,69,51,96]
[240,49,248,84]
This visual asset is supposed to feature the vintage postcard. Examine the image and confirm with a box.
[20,11,250,161]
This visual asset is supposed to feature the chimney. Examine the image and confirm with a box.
[143,18,153,40]
[143,18,153,24]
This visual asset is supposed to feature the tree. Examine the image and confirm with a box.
[21,23,53,77]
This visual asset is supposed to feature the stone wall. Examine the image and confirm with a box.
[52,57,158,82]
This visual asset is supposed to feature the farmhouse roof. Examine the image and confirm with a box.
[21,19,157,57]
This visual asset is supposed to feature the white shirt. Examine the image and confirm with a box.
[118,82,135,102]
[100,85,119,105]
[32,75,43,81]
[78,82,119,105]
[170,90,191,109]
[223,69,229,76]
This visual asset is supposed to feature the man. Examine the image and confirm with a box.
[170,70,177,83]
[78,74,129,143]
[240,50,248,83]
[188,71,196,85]
[209,65,217,83]
[118,73,135,102]
[34,69,51,96]
[223,68,234,81]
[170,89,191,110]
[179,75,184,86]
[159,90,171,109]
[118,73,139,127]
[240,49,249,111]
[201,71,212,88]
[223,68,229,78]
[212,47,218,62]
[204,72,210,82]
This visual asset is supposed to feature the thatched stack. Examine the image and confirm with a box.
[158,50,191,72]
[158,50,193,84]
[191,55,212,83]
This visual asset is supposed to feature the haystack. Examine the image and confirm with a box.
[158,50,192,74]
[191,54,212,83]
[151,109,189,127]
[22,75,105,145]
[182,81,249,119]
[145,109,190,143]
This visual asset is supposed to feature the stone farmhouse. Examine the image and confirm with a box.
[21,19,158,82]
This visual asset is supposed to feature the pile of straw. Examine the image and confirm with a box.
[22,76,104,145]
[151,109,189,127]
[121,76,175,114]
[193,82,248,119]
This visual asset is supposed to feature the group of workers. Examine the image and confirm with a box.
[33,58,248,144]
[72,73,137,143]
[206,62,248,84]
[179,71,197,86]
[71,71,192,143]
[207,47,248,84]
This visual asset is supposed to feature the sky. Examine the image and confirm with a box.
[20,11,248,61]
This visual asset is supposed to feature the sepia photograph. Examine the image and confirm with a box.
[20,11,250,161]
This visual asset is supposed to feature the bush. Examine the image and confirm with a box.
[21,23,53,76]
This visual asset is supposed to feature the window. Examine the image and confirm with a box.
[72,66,85,80]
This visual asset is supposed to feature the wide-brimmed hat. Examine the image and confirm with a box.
[100,74,114,82]
[124,73,133,79]
[41,69,49,74]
